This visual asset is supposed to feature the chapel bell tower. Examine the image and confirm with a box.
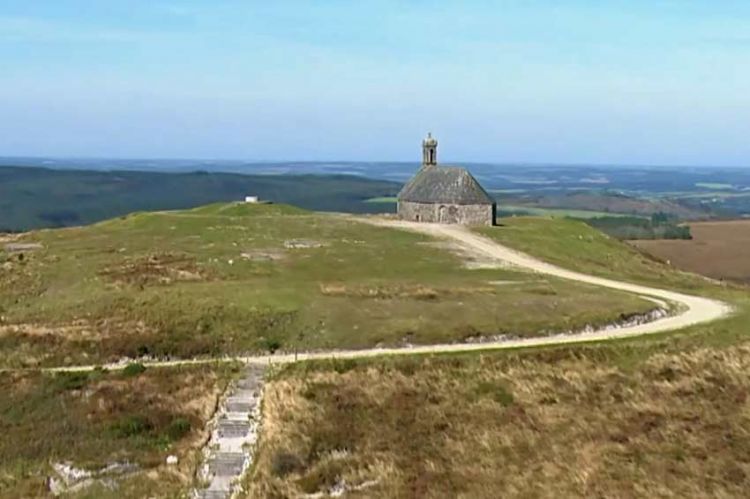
[422,133,438,168]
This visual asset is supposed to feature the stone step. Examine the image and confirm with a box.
[233,388,258,398]
[195,488,230,499]
[236,378,262,391]
[225,399,255,413]
[217,420,251,438]
[208,452,246,476]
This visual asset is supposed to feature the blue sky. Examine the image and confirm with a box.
[1,0,749,165]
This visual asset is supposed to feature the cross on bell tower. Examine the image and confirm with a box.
[422,133,438,168]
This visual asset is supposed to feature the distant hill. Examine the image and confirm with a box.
[502,191,711,220]
[0,166,400,231]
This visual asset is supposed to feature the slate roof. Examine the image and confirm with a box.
[398,166,495,205]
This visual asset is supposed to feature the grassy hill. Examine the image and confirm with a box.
[2,210,748,497]
[0,165,400,231]
[0,204,654,368]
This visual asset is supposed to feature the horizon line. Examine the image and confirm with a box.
[1,155,749,171]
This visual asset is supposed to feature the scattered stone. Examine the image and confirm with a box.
[196,490,231,499]
[240,250,285,262]
[48,461,138,496]
[454,307,671,346]
[302,478,381,498]
[284,239,324,249]
[4,243,43,252]
[98,252,208,286]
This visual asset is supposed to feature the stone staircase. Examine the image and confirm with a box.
[217,420,251,438]
[208,452,246,476]
[193,365,265,499]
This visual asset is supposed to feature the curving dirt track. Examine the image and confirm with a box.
[348,221,732,348]
[47,219,733,372]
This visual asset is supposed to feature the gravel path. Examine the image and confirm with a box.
[362,220,733,343]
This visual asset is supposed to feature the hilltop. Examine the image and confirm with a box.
[0,203,655,368]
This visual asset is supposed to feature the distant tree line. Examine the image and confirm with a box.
[585,212,692,240]
[0,166,400,231]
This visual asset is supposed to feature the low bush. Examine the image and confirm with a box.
[54,372,90,391]
[473,381,515,406]
[271,451,305,477]
[165,417,191,441]
[123,362,147,377]
[110,415,153,438]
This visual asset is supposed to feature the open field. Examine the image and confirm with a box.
[631,220,750,285]
[500,192,709,220]
[695,182,734,190]
[0,363,238,498]
[364,196,398,204]
[498,205,639,219]
[0,204,655,368]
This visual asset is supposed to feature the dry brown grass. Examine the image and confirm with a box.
[632,220,750,284]
[247,344,750,498]
[98,252,211,287]
[0,320,157,367]
[318,282,496,300]
[0,363,238,498]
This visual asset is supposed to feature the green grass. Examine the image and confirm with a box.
[0,205,656,367]
[499,205,642,219]
[479,217,707,289]
[182,201,310,216]
[695,182,734,190]
[363,196,398,204]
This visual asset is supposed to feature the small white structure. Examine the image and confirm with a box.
[244,196,259,204]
